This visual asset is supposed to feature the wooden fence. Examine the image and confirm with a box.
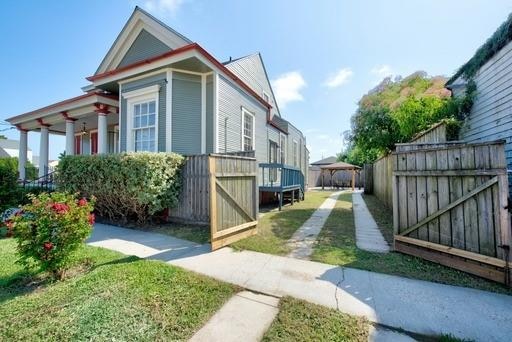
[392,140,511,284]
[209,154,258,250]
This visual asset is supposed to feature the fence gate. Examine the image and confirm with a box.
[209,154,258,251]
[392,140,511,285]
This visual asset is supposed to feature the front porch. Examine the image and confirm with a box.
[8,92,119,180]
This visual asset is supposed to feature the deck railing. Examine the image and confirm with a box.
[259,163,304,192]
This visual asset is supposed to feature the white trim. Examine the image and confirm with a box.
[114,125,119,153]
[118,83,123,151]
[213,72,219,153]
[279,132,287,164]
[293,139,298,167]
[166,70,173,152]
[201,74,206,154]
[117,67,213,86]
[122,84,161,99]
[125,86,160,152]
[241,107,255,152]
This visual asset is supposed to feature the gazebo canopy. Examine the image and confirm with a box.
[320,161,361,170]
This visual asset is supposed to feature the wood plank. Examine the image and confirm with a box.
[406,152,418,238]
[215,179,256,222]
[392,155,399,234]
[394,240,506,284]
[425,150,440,243]
[209,156,218,245]
[398,177,498,237]
[213,220,258,239]
[393,169,506,176]
[461,146,479,252]
[211,226,258,250]
[416,151,428,240]
[436,148,451,245]
[394,235,509,268]
[474,145,496,257]
[397,154,408,234]
[448,147,464,249]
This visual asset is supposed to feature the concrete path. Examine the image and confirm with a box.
[287,191,343,259]
[353,191,390,253]
[89,224,512,342]
[190,291,279,342]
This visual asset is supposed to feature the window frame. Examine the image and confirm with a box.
[241,107,255,152]
[123,85,160,153]
[293,139,298,167]
[279,133,286,164]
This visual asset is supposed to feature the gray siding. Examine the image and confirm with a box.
[225,54,281,118]
[120,73,166,152]
[456,39,512,192]
[218,75,268,164]
[118,29,171,68]
[172,72,201,155]
[206,74,214,153]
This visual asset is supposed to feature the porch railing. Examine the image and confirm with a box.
[259,163,304,192]
[20,167,56,192]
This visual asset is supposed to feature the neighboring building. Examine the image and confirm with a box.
[308,156,363,188]
[445,14,512,192]
[6,7,308,187]
[0,139,34,164]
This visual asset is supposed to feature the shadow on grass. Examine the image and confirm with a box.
[0,255,138,304]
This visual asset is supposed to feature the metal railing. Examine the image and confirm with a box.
[20,167,56,192]
[259,163,304,192]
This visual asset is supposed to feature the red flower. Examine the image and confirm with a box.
[78,198,88,207]
[88,213,95,225]
[43,242,53,251]
[51,203,70,215]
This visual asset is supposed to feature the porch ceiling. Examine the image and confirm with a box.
[6,92,119,133]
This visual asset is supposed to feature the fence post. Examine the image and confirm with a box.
[208,156,217,244]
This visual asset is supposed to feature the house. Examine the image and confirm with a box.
[6,7,308,194]
[445,14,512,193]
[0,139,34,164]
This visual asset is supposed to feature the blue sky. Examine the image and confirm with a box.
[1,0,511,162]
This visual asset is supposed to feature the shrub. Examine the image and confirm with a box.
[56,152,185,224]
[10,192,95,279]
[0,157,21,211]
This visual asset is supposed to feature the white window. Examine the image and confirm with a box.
[293,140,298,167]
[241,108,255,151]
[280,134,286,164]
[123,84,160,152]
[133,100,156,152]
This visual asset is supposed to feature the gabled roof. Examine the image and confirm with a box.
[0,139,32,151]
[311,156,337,165]
[95,6,192,75]
[320,161,361,170]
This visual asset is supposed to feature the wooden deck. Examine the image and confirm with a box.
[259,163,305,210]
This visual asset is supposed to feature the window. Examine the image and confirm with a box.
[123,84,160,153]
[280,134,286,164]
[293,140,298,167]
[90,131,98,155]
[133,100,156,152]
[74,135,82,155]
[242,108,255,151]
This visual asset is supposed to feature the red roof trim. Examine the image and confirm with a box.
[86,43,272,110]
[7,92,118,122]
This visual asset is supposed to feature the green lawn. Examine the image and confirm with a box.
[138,223,210,244]
[262,297,369,341]
[0,238,236,341]
[311,193,512,295]
[232,191,335,255]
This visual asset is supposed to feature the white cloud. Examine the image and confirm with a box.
[143,0,184,17]
[271,71,307,109]
[371,65,393,78]
[324,68,353,88]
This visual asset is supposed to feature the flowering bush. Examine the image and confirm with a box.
[10,192,95,279]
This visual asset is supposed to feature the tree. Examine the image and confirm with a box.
[0,135,7,139]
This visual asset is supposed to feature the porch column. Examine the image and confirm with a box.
[95,104,110,154]
[18,129,28,180]
[65,120,75,155]
[39,126,49,177]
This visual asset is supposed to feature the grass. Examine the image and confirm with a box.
[262,297,369,341]
[232,191,335,255]
[0,238,236,341]
[139,223,210,244]
[311,193,512,295]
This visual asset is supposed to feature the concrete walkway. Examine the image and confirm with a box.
[89,224,512,342]
[287,191,343,259]
[190,291,279,342]
[353,191,390,253]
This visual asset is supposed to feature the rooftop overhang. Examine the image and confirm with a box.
[86,43,272,111]
[6,92,119,133]
[320,162,361,171]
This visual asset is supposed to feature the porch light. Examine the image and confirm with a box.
[79,122,89,136]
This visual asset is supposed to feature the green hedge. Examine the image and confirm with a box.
[56,153,185,224]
